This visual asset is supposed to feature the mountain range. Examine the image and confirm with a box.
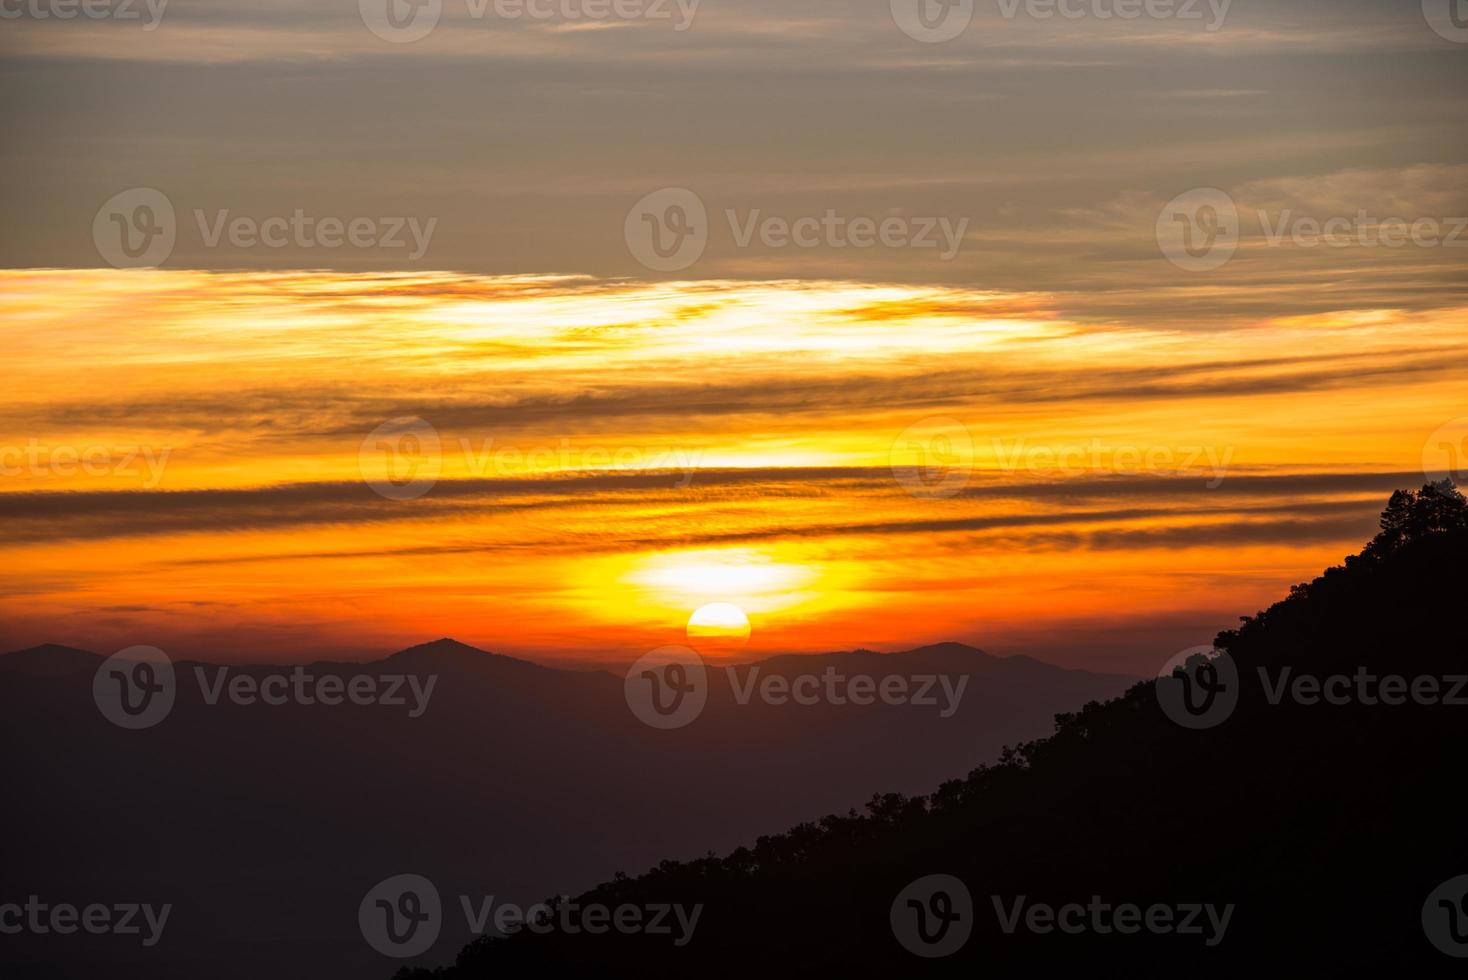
[0,634,1133,978]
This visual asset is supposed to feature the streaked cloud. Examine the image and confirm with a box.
[1,270,1462,671]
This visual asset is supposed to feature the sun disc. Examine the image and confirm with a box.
[686,602,751,653]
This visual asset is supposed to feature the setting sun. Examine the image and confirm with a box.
[686,602,752,655]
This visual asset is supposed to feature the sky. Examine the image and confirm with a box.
[1,1,1466,672]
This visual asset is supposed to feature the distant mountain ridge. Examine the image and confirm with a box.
[1,626,1133,980]
[0,636,1125,682]
[0,643,102,676]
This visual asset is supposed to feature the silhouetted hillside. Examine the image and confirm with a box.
[0,643,102,676]
[379,637,556,675]
[0,631,1128,979]
[405,482,1468,977]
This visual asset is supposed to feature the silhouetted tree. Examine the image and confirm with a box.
[1366,480,1467,560]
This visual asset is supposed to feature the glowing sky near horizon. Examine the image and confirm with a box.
[2,268,1464,673]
